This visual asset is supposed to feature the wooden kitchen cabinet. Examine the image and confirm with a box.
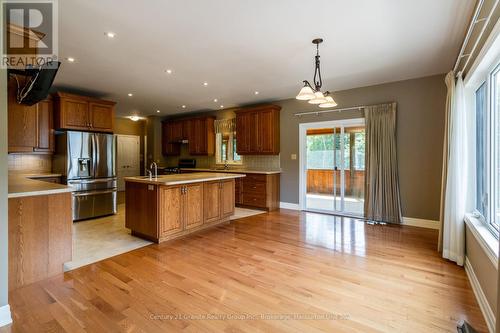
[126,177,236,243]
[158,185,184,237]
[8,77,54,154]
[162,116,215,156]
[204,179,234,223]
[188,116,215,155]
[235,105,280,155]
[54,92,115,133]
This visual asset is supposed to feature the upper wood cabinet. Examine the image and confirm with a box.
[54,92,115,133]
[162,116,215,156]
[235,105,280,155]
[8,77,54,154]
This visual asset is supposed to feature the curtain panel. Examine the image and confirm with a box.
[363,102,402,224]
[441,73,469,266]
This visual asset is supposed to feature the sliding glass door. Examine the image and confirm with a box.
[302,119,365,217]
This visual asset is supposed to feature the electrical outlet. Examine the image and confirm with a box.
[291,154,297,160]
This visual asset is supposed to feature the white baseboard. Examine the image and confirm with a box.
[401,217,440,229]
[465,257,495,333]
[279,202,300,210]
[0,304,12,328]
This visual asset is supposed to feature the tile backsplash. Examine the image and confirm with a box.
[164,144,280,170]
[8,154,52,174]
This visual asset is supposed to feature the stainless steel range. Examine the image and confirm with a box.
[53,131,117,221]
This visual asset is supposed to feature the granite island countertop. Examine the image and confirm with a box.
[125,172,245,186]
[8,174,72,198]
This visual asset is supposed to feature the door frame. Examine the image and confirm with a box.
[298,118,365,212]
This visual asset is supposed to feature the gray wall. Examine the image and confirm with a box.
[465,226,497,317]
[277,74,447,221]
[0,66,9,307]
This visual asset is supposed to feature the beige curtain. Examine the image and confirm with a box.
[364,102,402,224]
[438,71,454,252]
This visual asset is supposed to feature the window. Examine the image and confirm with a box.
[474,63,500,233]
[216,132,241,165]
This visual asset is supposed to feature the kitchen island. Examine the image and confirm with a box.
[125,173,245,243]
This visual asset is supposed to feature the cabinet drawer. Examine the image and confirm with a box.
[241,193,267,208]
[242,181,266,194]
[242,174,267,183]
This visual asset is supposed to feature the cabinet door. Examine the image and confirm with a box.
[158,186,184,236]
[220,180,235,219]
[89,102,114,132]
[61,98,89,130]
[189,119,201,154]
[162,122,180,156]
[258,109,276,154]
[236,113,249,153]
[8,90,37,152]
[184,184,204,229]
[203,181,221,224]
[248,112,259,153]
[34,99,54,153]
[171,121,183,142]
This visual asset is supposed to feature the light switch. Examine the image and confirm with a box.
[291,154,297,160]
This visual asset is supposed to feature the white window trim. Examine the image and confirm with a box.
[465,213,499,269]
[465,20,500,236]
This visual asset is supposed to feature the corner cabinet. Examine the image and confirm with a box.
[162,116,215,156]
[235,105,280,155]
[54,92,115,133]
[8,76,55,154]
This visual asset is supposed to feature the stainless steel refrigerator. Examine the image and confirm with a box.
[54,131,117,221]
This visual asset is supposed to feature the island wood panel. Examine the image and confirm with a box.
[185,183,204,229]
[125,181,158,239]
[158,185,183,237]
[125,177,236,244]
[8,192,72,291]
[220,180,235,219]
[4,211,487,333]
[203,181,221,224]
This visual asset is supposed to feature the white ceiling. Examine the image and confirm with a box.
[54,0,475,117]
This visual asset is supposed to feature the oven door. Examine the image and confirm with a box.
[72,189,117,221]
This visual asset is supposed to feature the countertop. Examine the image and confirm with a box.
[125,172,245,186]
[179,168,282,175]
[8,174,72,199]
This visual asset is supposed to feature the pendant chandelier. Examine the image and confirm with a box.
[296,38,337,108]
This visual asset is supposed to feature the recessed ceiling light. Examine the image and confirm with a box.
[220,105,224,109]
[254,91,259,95]
[181,105,186,109]
[165,69,172,74]
[213,98,218,102]
[203,82,208,86]
[106,32,116,38]
[130,116,140,121]
[127,93,133,97]
[156,110,160,113]
[66,57,75,62]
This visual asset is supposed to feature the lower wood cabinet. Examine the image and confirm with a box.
[204,180,235,224]
[8,193,72,291]
[126,179,235,243]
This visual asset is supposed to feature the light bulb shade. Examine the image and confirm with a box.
[308,91,327,104]
[130,116,140,121]
[296,85,315,100]
[319,96,338,108]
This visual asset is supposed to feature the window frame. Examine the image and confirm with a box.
[473,61,500,236]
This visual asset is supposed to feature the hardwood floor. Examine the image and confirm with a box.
[2,210,487,332]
